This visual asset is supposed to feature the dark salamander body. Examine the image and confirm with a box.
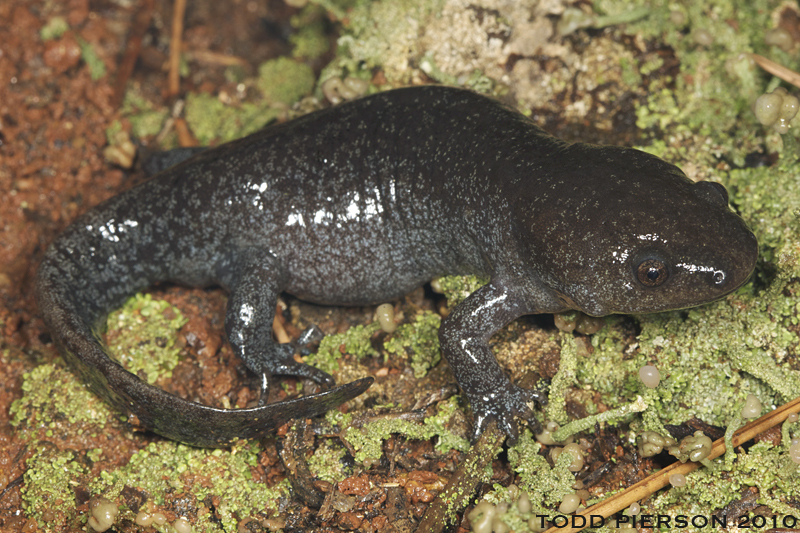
[36,86,758,447]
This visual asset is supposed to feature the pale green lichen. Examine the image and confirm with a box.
[545,335,576,425]
[256,57,316,106]
[304,322,380,375]
[290,5,331,60]
[384,310,441,378]
[335,0,446,83]
[120,89,170,141]
[89,440,288,533]
[39,16,68,41]
[184,92,282,145]
[501,430,575,510]
[343,396,469,464]
[77,36,106,80]
[106,293,187,385]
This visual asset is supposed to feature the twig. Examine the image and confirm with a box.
[752,54,800,89]
[543,395,800,533]
[168,0,187,97]
[415,422,505,533]
[112,0,155,108]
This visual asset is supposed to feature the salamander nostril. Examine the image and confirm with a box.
[713,270,725,285]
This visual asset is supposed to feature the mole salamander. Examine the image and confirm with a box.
[35,85,758,447]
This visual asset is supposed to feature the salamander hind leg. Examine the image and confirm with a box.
[217,247,336,402]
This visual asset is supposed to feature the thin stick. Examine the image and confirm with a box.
[168,0,187,97]
[544,395,800,533]
[112,0,155,108]
[752,54,800,89]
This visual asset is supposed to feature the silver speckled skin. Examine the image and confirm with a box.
[35,86,758,446]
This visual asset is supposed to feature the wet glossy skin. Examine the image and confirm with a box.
[35,86,758,447]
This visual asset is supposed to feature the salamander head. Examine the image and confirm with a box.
[523,143,758,316]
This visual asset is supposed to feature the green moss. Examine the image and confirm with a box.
[343,396,469,464]
[256,57,316,106]
[9,362,113,434]
[120,90,170,140]
[305,322,380,375]
[384,310,441,378]
[436,275,489,308]
[22,447,85,530]
[40,16,68,41]
[89,440,288,533]
[106,293,187,385]
[290,5,331,60]
[184,92,282,145]
[307,439,351,483]
[76,36,106,80]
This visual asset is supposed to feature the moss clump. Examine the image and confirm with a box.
[345,397,469,463]
[9,362,113,436]
[40,16,68,41]
[22,446,85,530]
[90,440,288,533]
[185,92,283,145]
[106,293,187,385]
[304,322,380,375]
[290,5,331,60]
[435,275,489,308]
[120,90,170,141]
[343,396,469,464]
[256,57,316,106]
[307,439,351,483]
[77,36,106,80]
[384,310,441,378]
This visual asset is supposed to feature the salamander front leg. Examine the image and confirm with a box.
[218,248,336,406]
[439,281,547,443]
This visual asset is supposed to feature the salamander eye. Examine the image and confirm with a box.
[636,259,669,287]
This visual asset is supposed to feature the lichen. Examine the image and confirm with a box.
[120,89,170,141]
[304,322,380,375]
[22,446,86,530]
[9,361,114,436]
[384,310,441,378]
[184,92,282,145]
[39,16,68,41]
[343,396,469,464]
[256,57,316,106]
[105,293,187,385]
[435,275,489,308]
[307,438,351,483]
[89,440,289,533]
[289,5,331,60]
